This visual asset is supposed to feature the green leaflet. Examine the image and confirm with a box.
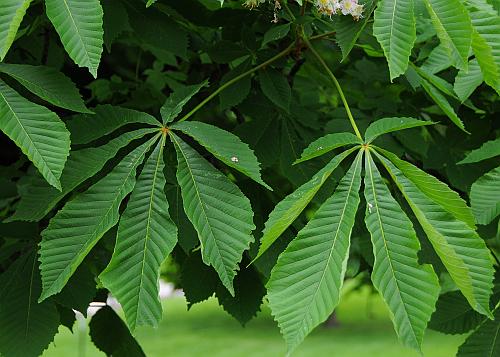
[0,80,70,190]
[160,81,208,124]
[294,132,362,164]
[258,68,291,112]
[364,117,434,143]
[67,105,160,145]
[45,0,104,77]
[379,148,476,228]
[39,135,160,301]
[0,63,92,113]
[454,59,484,102]
[377,154,494,317]
[373,0,416,80]
[0,0,32,61]
[171,133,255,295]
[423,0,473,70]
[171,121,270,189]
[0,251,60,357]
[470,166,500,225]
[421,44,453,74]
[100,135,178,331]
[8,128,158,222]
[268,151,363,353]
[456,306,500,357]
[261,23,290,48]
[254,147,358,261]
[459,137,500,164]
[364,151,439,351]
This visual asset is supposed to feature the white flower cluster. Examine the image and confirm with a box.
[315,0,364,19]
[243,0,266,9]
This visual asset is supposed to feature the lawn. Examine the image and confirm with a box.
[43,287,465,357]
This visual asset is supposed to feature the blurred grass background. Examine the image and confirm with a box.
[43,287,465,357]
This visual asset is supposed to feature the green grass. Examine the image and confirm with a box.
[43,287,465,357]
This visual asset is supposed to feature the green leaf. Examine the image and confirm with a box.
[259,68,291,112]
[335,0,377,61]
[429,291,485,335]
[171,133,255,295]
[66,105,160,145]
[39,135,160,301]
[45,0,104,77]
[421,44,453,74]
[420,77,466,132]
[89,306,146,357]
[54,264,96,314]
[373,0,416,80]
[181,251,219,308]
[268,151,363,353]
[146,0,157,7]
[364,151,439,351]
[219,58,252,110]
[261,23,290,48]
[470,166,500,225]
[0,80,70,190]
[423,0,473,70]
[8,128,157,222]
[456,306,500,357]
[100,135,178,331]
[377,153,494,317]
[171,121,270,189]
[454,59,484,102]
[364,117,434,143]
[379,149,476,228]
[0,63,92,113]
[160,81,208,124]
[0,252,60,357]
[0,0,32,61]
[254,147,358,261]
[466,1,500,95]
[459,137,500,164]
[294,132,362,164]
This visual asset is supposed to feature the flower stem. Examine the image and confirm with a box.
[177,43,295,123]
[302,37,363,140]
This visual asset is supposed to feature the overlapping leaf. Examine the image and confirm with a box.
[454,59,484,102]
[457,307,500,357]
[458,137,500,164]
[364,117,434,143]
[0,0,32,60]
[470,166,500,225]
[160,82,207,124]
[100,135,178,331]
[268,151,363,353]
[294,132,361,163]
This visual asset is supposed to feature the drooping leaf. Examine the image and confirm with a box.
[0,63,92,113]
[54,264,96,315]
[45,0,104,77]
[373,0,416,80]
[379,148,476,228]
[454,59,484,102]
[0,80,70,190]
[377,154,494,317]
[171,121,270,189]
[100,135,178,331]
[8,128,158,222]
[89,306,146,357]
[39,135,160,301]
[458,137,500,164]
[364,151,439,351]
[160,81,208,124]
[294,132,362,164]
[364,117,434,143]
[254,147,358,261]
[259,68,291,112]
[66,105,160,145]
[268,151,363,353]
[470,166,500,225]
[171,133,255,295]
[181,251,219,308]
[0,0,32,61]
[0,252,60,357]
[456,307,500,357]
[423,0,473,70]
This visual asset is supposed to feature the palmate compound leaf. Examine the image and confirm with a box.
[364,151,440,351]
[0,79,70,190]
[267,150,363,354]
[456,306,500,357]
[470,166,500,225]
[170,132,255,295]
[100,135,178,331]
[254,147,359,262]
[39,134,160,301]
[293,132,362,164]
[373,0,416,80]
[0,0,32,61]
[375,151,494,317]
[45,0,104,77]
[171,121,271,189]
[9,128,158,222]
[0,251,60,357]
